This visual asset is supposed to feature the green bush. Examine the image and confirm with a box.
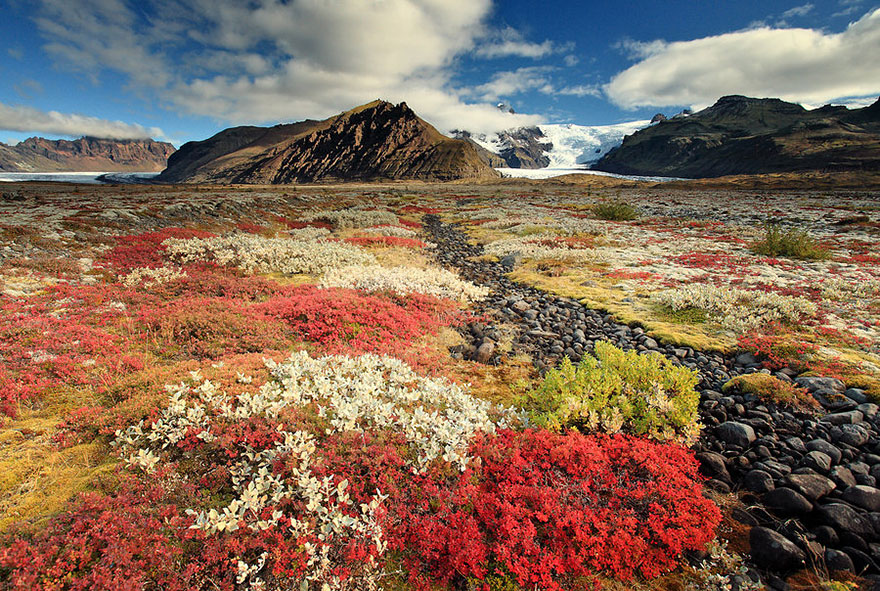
[750,223,830,260]
[521,341,701,443]
[592,200,640,221]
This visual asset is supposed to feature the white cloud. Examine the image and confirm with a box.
[563,54,579,67]
[32,0,552,136]
[605,8,880,109]
[471,67,556,101]
[781,3,814,19]
[557,85,601,98]
[0,102,165,140]
[474,27,556,59]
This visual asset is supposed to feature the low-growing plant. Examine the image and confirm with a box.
[592,200,640,221]
[750,223,830,260]
[520,341,701,443]
[722,373,818,409]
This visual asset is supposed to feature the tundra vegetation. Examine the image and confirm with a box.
[0,182,876,590]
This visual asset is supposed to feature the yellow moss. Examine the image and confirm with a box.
[722,373,818,409]
[508,266,733,354]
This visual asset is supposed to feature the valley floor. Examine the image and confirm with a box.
[0,180,878,590]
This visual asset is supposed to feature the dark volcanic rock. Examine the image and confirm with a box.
[764,487,814,516]
[818,504,876,538]
[749,527,806,570]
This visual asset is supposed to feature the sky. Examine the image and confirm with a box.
[1,0,879,147]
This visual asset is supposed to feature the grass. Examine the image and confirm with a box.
[593,200,640,221]
[750,223,831,260]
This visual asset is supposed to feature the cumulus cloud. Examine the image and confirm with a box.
[0,102,165,140]
[32,0,552,136]
[605,8,880,109]
[471,67,556,101]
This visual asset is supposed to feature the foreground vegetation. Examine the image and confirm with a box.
[0,181,876,590]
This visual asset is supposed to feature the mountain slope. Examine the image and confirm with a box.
[593,95,880,178]
[0,137,175,172]
[158,100,498,183]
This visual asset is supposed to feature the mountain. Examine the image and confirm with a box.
[593,95,880,178]
[0,137,175,172]
[157,100,499,183]
[459,120,650,169]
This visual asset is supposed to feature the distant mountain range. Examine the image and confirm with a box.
[593,95,880,178]
[0,137,175,172]
[157,100,498,183]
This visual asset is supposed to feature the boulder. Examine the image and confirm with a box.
[785,473,836,502]
[749,527,806,570]
[842,485,880,512]
[717,421,756,448]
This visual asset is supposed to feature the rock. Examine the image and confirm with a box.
[842,485,880,512]
[825,548,855,572]
[696,452,731,482]
[510,300,531,314]
[796,376,846,393]
[813,525,839,546]
[818,503,876,538]
[835,424,871,447]
[749,527,806,570]
[785,473,836,501]
[807,439,843,465]
[845,388,869,404]
[474,341,496,364]
[830,466,858,489]
[743,469,775,494]
[763,487,813,516]
[822,410,864,425]
[717,421,756,448]
[803,450,833,473]
[859,403,880,419]
[736,352,759,366]
[499,253,521,270]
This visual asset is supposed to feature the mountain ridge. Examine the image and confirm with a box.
[158,100,499,183]
[0,136,175,172]
[593,95,880,178]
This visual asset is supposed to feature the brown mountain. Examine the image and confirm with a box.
[157,100,499,184]
[0,137,175,172]
[593,95,880,178]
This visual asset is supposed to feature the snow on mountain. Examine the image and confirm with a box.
[468,120,651,169]
[538,121,650,167]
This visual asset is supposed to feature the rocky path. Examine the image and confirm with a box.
[424,215,880,588]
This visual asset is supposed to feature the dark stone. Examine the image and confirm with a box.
[806,439,843,464]
[830,466,859,489]
[796,376,846,393]
[696,452,731,482]
[822,410,864,425]
[749,527,806,570]
[764,487,814,516]
[835,424,871,447]
[818,503,876,538]
[717,421,756,448]
[842,485,880,512]
[803,450,833,473]
[785,473,836,501]
[743,469,775,494]
[825,548,855,572]
[813,525,839,547]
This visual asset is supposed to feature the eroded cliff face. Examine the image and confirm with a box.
[594,95,880,178]
[0,137,175,172]
[158,100,499,184]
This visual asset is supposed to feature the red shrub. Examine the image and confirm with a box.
[255,286,456,355]
[390,430,720,590]
[100,228,215,272]
[137,296,290,359]
[0,480,194,591]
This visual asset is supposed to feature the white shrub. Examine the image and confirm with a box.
[162,233,375,275]
[653,284,818,332]
[121,266,186,287]
[321,264,488,301]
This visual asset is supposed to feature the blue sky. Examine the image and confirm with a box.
[1,0,879,146]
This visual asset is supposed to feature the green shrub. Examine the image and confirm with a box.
[592,200,640,221]
[521,341,701,443]
[750,223,830,260]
